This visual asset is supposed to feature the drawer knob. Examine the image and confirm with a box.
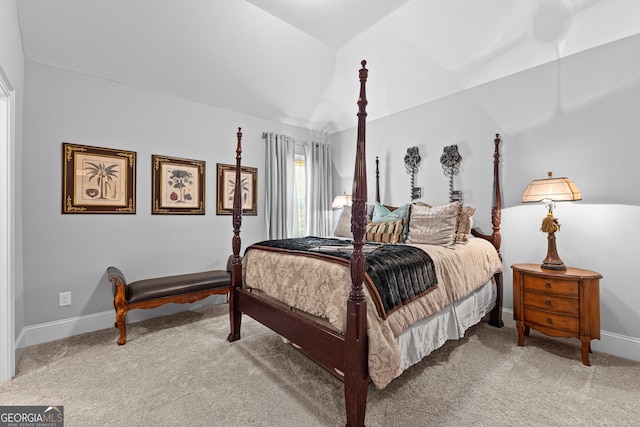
[546,317,553,325]
[546,299,552,307]
[545,282,552,289]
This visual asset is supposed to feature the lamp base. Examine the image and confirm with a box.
[541,230,567,271]
[541,261,567,271]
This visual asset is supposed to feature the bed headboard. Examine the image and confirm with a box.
[372,134,502,257]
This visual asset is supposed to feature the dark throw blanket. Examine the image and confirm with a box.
[247,237,438,319]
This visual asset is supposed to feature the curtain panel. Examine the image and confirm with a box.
[264,132,295,239]
[264,131,332,239]
[304,139,333,237]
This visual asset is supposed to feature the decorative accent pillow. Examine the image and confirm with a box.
[372,202,410,223]
[367,204,375,221]
[365,219,405,244]
[372,202,411,241]
[454,205,476,244]
[406,202,460,246]
[333,205,352,238]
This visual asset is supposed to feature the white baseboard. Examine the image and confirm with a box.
[501,308,640,363]
[14,305,640,365]
[16,295,227,349]
[590,330,640,362]
[18,310,115,348]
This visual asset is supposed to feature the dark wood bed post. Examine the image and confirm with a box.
[375,156,380,203]
[471,133,504,327]
[228,127,243,342]
[344,60,369,427]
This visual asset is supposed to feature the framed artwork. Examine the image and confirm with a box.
[62,143,136,214]
[216,163,257,215]
[152,155,205,215]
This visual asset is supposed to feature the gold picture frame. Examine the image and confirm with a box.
[62,143,136,214]
[216,163,257,215]
[152,155,205,215]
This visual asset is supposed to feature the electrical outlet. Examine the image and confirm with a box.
[59,291,71,307]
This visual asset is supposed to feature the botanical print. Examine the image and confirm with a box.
[152,155,205,215]
[63,142,136,214]
[216,163,257,215]
[223,170,252,210]
[76,153,128,206]
[162,164,199,209]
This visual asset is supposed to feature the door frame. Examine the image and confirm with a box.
[0,64,15,382]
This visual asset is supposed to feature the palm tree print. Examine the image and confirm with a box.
[85,162,119,199]
[228,176,249,206]
[168,169,194,203]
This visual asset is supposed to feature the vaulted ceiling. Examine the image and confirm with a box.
[17,0,640,133]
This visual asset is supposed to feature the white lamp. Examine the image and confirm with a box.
[332,194,352,209]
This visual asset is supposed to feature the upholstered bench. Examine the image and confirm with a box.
[107,257,232,345]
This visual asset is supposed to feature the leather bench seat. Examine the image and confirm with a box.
[127,270,230,304]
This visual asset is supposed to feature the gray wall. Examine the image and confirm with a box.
[331,34,640,360]
[20,61,312,343]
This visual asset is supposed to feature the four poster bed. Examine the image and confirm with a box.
[227,61,504,427]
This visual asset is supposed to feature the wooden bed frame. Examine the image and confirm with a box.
[227,60,503,427]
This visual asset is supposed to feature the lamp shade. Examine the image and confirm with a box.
[332,194,352,208]
[521,172,582,203]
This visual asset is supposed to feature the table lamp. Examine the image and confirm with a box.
[521,171,582,271]
[332,194,352,209]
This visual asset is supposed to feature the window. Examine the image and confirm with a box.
[264,132,331,239]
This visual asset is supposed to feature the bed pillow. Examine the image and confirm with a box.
[413,201,432,208]
[333,205,352,238]
[367,204,375,220]
[454,205,476,244]
[371,202,410,223]
[406,202,460,246]
[365,219,405,244]
[372,202,411,241]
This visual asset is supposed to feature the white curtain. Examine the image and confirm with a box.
[264,132,295,239]
[304,133,333,237]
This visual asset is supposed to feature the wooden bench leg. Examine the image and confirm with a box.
[113,282,129,345]
[115,306,128,345]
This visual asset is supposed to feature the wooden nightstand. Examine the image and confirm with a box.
[511,263,602,366]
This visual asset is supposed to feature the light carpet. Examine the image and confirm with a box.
[1,304,639,426]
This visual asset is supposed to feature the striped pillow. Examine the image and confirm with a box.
[365,219,405,244]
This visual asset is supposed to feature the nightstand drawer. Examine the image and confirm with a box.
[523,275,578,297]
[524,307,579,333]
[523,291,579,315]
